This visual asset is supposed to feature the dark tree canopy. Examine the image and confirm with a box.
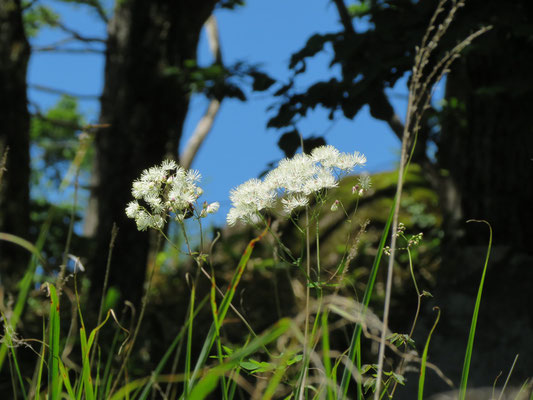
[268,0,533,252]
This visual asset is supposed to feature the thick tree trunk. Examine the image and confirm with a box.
[438,34,533,253]
[85,0,217,307]
[0,0,31,289]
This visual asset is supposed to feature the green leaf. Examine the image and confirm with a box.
[348,3,371,18]
[23,5,60,37]
[239,361,260,371]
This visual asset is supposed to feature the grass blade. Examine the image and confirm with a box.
[47,284,61,400]
[458,220,492,400]
[187,227,267,391]
[184,283,196,397]
[418,307,440,400]
[137,294,210,400]
[188,318,291,400]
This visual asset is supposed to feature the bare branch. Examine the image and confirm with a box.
[34,46,104,54]
[29,84,100,100]
[180,15,223,169]
[205,15,222,64]
[331,0,356,35]
[54,20,106,43]
[180,99,221,170]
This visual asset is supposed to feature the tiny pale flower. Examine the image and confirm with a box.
[126,160,214,230]
[282,194,309,214]
[125,201,140,218]
[206,202,220,214]
[227,145,367,226]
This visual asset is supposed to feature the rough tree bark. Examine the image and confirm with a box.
[439,33,533,252]
[85,0,218,306]
[0,0,31,289]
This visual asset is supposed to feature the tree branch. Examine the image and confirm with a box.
[332,0,356,35]
[65,0,109,23]
[29,84,100,100]
[180,99,221,170]
[205,14,222,64]
[54,20,106,43]
[180,15,223,169]
[34,45,104,54]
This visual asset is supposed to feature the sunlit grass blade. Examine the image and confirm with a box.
[418,307,440,400]
[59,358,76,399]
[209,270,228,399]
[0,233,47,266]
[262,348,300,400]
[184,283,196,397]
[32,320,47,399]
[187,227,267,392]
[188,318,291,400]
[322,311,335,399]
[459,220,492,400]
[47,284,61,400]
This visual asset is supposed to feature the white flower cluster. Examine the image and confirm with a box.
[125,160,219,231]
[227,145,366,226]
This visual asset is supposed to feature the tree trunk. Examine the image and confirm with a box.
[438,32,533,253]
[423,8,533,393]
[85,0,217,307]
[0,0,31,289]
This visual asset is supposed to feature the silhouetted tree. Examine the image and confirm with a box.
[0,0,31,288]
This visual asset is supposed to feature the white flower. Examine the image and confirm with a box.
[265,153,318,194]
[135,209,153,231]
[311,145,341,168]
[161,159,177,171]
[126,160,215,231]
[186,169,201,183]
[145,194,164,214]
[125,201,140,218]
[227,178,276,226]
[282,194,309,214]
[206,202,220,214]
[354,151,367,166]
[304,167,338,193]
[227,145,368,226]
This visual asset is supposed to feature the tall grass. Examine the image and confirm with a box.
[1,1,523,399]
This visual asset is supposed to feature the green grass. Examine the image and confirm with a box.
[0,174,511,400]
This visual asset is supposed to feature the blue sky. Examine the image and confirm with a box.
[27,0,412,225]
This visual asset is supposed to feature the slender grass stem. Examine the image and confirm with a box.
[91,223,119,366]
